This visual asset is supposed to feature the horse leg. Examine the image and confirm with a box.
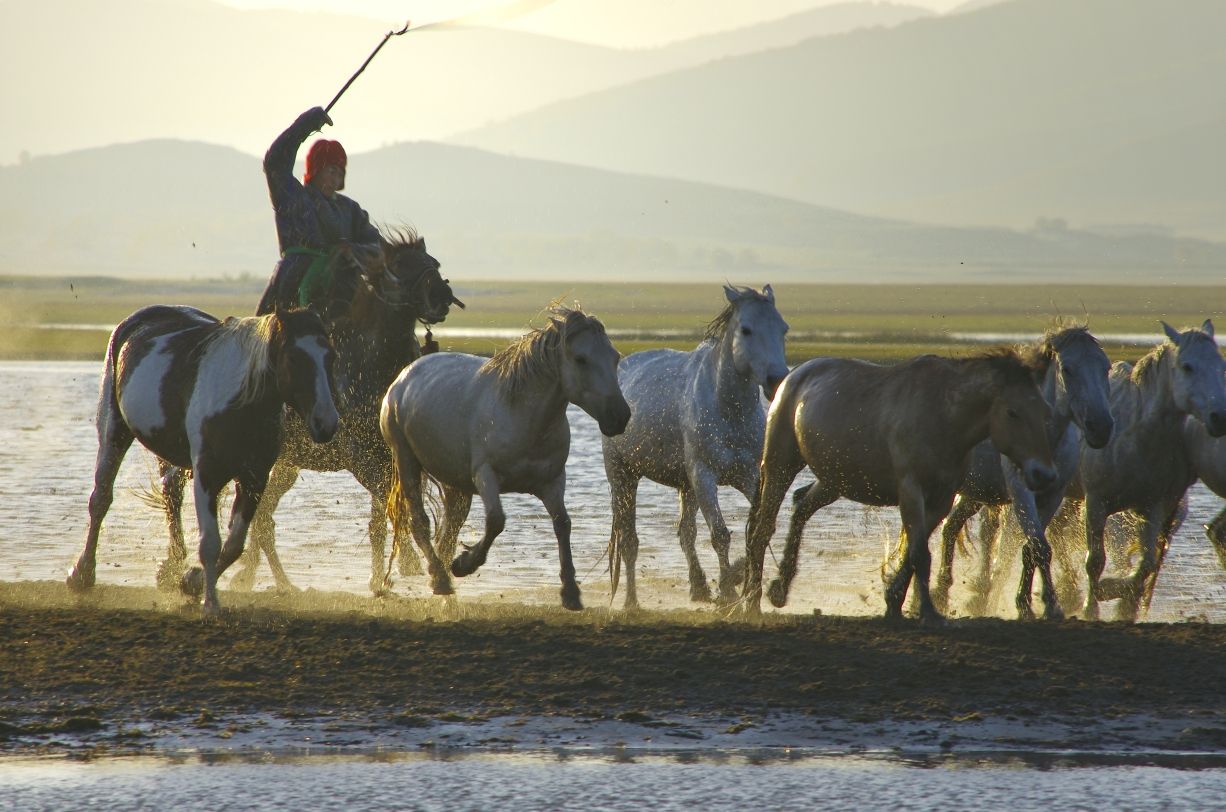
[690,467,740,605]
[933,496,982,615]
[606,464,642,610]
[889,480,947,625]
[1100,510,1162,622]
[538,475,582,611]
[385,437,453,596]
[213,476,266,580]
[451,466,503,578]
[1140,500,1184,615]
[968,504,1005,616]
[389,486,424,578]
[154,461,189,592]
[232,462,298,592]
[767,480,838,609]
[1049,497,1085,614]
[181,473,224,614]
[677,486,711,603]
[743,425,806,616]
[68,398,134,592]
[1025,486,1071,621]
[1081,497,1109,620]
[1205,503,1226,571]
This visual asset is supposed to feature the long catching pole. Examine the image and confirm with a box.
[323,1,560,114]
[324,21,412,115]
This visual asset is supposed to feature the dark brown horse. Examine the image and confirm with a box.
[156,228,463,594]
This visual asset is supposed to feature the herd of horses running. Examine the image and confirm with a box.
[63,232,1226,624]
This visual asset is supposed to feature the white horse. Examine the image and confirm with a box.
[602,285,789,608]
[932,326,1114,620]
[1185,418,1226,570]
[1080,321,1226,621]
[381,308,631,610]
[744,349,1057,625]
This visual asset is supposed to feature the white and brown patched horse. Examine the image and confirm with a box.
[67,305,338,613]
[381,308,631,610]
[743,349,1057,625]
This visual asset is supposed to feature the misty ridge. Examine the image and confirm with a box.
[0,0,1221,283]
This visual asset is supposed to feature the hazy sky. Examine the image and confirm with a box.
[216,0,969,47]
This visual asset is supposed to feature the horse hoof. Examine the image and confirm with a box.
[560,584,583,611]
[766,579,788,608]
[1043,604,1066,622]
[431,579,455,596]
[65,568,95,593]
[450,552,482,578]
[181,568,205,599]
[689,583,714,603]
[919,611,948,628]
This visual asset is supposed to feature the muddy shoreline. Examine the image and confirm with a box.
[3,581,1226,757]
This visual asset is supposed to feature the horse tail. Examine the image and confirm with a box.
[423,471,445,550]
[384,467,408,589]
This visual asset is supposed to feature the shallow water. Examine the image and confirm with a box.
[4,749,1226,812]
[2,360,1225,621]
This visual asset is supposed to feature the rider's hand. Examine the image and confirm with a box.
[304,106,333,131]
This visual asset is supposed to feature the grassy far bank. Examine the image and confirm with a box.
[2,275,1223,364]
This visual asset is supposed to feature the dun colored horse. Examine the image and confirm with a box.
[932,326,1114,620]
[67,305,338,613]
[603,285,789,609]
[743,350,1056,624]
[382,308,631,609]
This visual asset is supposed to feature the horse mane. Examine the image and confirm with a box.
[704,286,771,342]
[199,314,275,406]
[380,224,425,252]
[1016,322,1097,372]
[481,307,604,397]
[966,346,1042,386]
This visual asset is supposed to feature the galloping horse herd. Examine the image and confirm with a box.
[65,242,1226,624]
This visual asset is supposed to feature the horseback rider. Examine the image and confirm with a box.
[256,106,382,317]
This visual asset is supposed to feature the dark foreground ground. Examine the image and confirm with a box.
[3,581,1226,757]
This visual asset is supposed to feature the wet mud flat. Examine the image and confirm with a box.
[3,580,1226,758]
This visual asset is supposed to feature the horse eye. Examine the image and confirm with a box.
[1182,362,1195,373]
[575,355,588,365]
[1007,408,1020,420]
[1062,365,1075,377]
[741,327,752,336]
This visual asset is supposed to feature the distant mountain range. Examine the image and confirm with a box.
[453,0,1226,241]
[0,0,928,160]
[2,138,1221,283]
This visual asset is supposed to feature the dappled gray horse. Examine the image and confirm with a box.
[932,326,1114,621]
[602,285,789,608]
[1185,418,1226,571]
[381,309,631,610]
[1080,321,1226,622]
[743,350,1056,624]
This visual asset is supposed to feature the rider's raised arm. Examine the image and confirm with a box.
[264,107,332,205]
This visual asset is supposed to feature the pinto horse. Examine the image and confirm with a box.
[602,285,789,609]
[67,305,338,613]
[381,308,631,610]
[156,229,462,594]
[743,349,1056,625]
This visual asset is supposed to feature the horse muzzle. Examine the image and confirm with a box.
[1082,414,1115,449]
[1022,460,1058,492]
[308,406,340,444]
[1206,410,1226,438]
[763,374,787,401]
[599,399,632,437]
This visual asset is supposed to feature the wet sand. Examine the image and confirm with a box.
[3,580,1226,757]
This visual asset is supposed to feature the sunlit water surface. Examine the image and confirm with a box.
[5,750,1226,812]
[2,361,1223,620]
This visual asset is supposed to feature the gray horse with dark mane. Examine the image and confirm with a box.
[156,228,463,594]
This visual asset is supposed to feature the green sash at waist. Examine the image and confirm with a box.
[283,246,331,308]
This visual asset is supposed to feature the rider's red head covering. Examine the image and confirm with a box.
[304,139,347,186]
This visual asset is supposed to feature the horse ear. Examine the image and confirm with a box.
[1202,319,1215,338]
[1161,321,1181,344]
[724,284,738,303]
[763,283,775,304]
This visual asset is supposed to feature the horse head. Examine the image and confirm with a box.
[270,307,339,443]
[381,229,465,325]
[984,351,1057,492]
[1163,320,1226,437]
[720,284,790,400]
[556,310,631,437]
[1048,326,1114,449]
